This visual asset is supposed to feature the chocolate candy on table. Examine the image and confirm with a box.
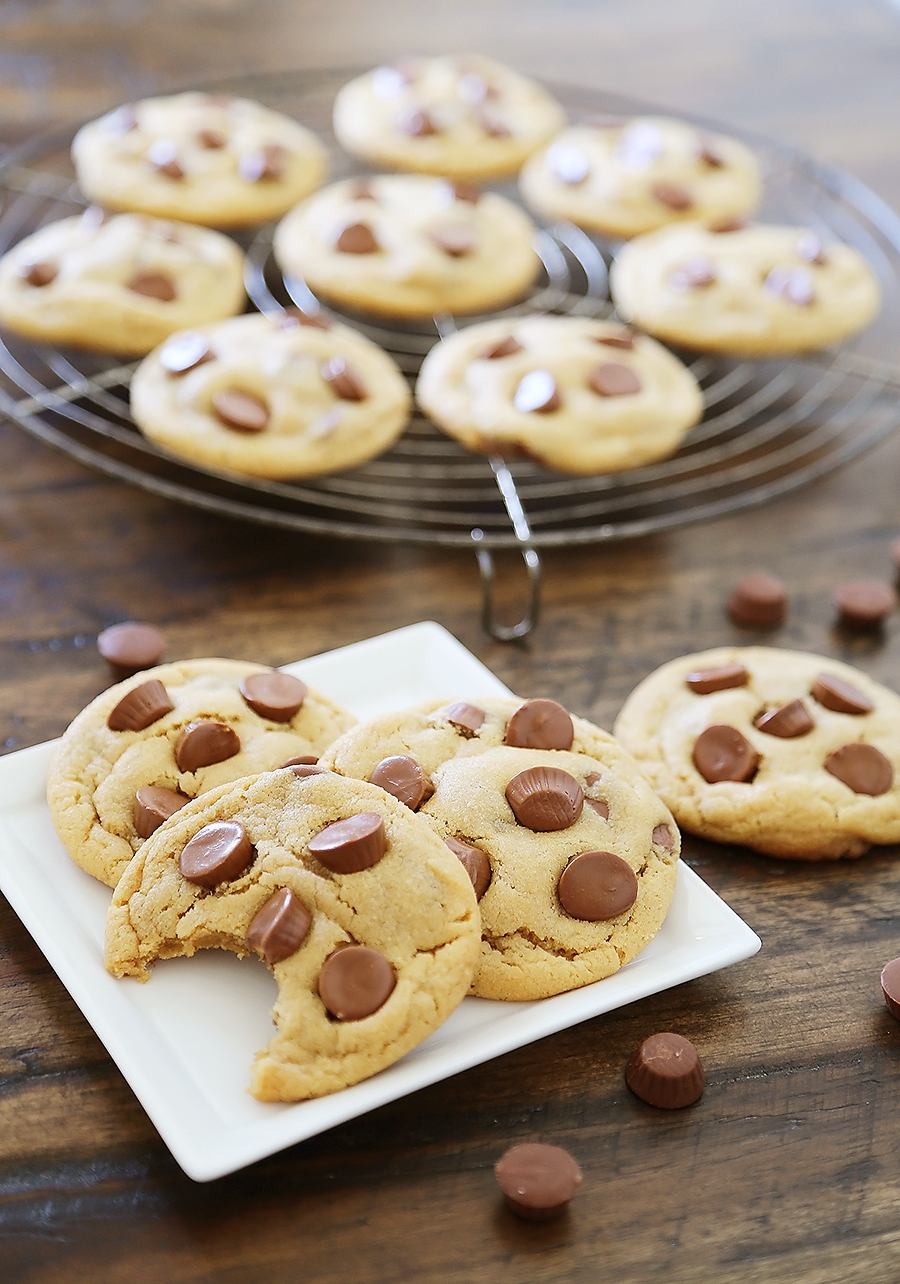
[444,836,491,900]
[833,580,896,629]
[505,698,574,750]
[211,389,270,433]
[692,724,759,784]
[505,766,584,831]
[494,1143,583,1222]
[754,699,814,738]
[318,945,396,1020]
[308,812,386,874]
[180,819,255,887]
[626,1032,705,1109]
[107,678,174,731]
[239,671,307,721]
[558,851,638,921]
[247,888,312,966]
[159,332,214,375]
[727,572,787,627]
[685,663,749,695]
[824,743,893,796]
[133,785,190,838]
[810,673,874,715]
[445,702,486,737]
[175,720,240,772]
[369,755,434,811]
[880,957,900,1021]
[588,362,642,397]
[513,370,561,414]
[97,620,166,680]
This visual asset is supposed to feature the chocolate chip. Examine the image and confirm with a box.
[107,679,174,731]
[514,371,561,414]
[685,663,749,695]
[824,743,893,795]
[445,836,491,900]
[105,103,137,136]
[127,272,177,301]
[451,180,481,204]
[308,813,386,874]
[369,755,434,810]
[727,572,787,627]
[596,330,635,350]
[430,225,476,256]
[755,699,814,738]
[669,257,717,290]
[626,1032,705,1109]
[282,754,318,767]
[20,261,57,287]
[764,265,814,306]
[811,673,874,716]
[238,144,286,182]
[589,362,642,397]
[289,763,326,778]
[247,887,312,966]
[212,389,269,433]
[371,64,414,97]
[495,1143,582,1222]
[652,823,673,849]
[653,182,692,210]
[133,785,190,838]
[174,720,240,772]
[586,798,610,819]
[318,945,396,1021]
[833,580,896,629]
[505,698,574,750]
[506,766,584,831]
[445,702,486,737]
[180,819,255,887]
[279,306,330,330]
[159,332,214,374]
[549,145,590,185]
[321,355,367,401]
[457,71,494,104]
[239,671,307,721]
[796,232,827,265]
[97,621,166,680]
[335,222,379,254]
[696,137,725,167]
[881,957,900,1021]
[692,724,759,783]
[558,850,638,921]
[709,217,746,233]
[197,128,227,149]
[146,139,184,180]
[473,106,511,138]
[397,107,438,137]
[479,335,522,359]
[80,205,110,233]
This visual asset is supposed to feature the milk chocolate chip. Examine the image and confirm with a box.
[692,725,759,783]
[159,331,214,375]
[765,265,814,306]
[685,663,749,695]
[336,222,379,254]
[318,945,396,1020]
[626,1032,705,1108]
[107,679,174,731]
[97,620,166,679]
[212,389,269,433]
[811,673,874,715]
[506,766,584,831]
[589,362,642,397]
[289,762,325,778]
[445,702,486,737]
[653,182,692,210]
[505,698,574,750]
[369,755,434,810]
[247,887,312,966]
[473,106,511,138]
[321,355,367,401]
[480,335,522,359]
[238,144,286,182]
[587,798,610,819]
[755,699,814,738]
[652,823,674,849]
[824,743,893,795]
[881,956,900,1021]
[514,370,561,414]
[397,108,438,137]
[445,836,491,899]
[308,813,386,873]
[727,572,787,627]
[21,261,57,287]
[669,257,717,290]
[796,231,827,265]
[558,851,638,921]
[833,580,896,629]
[180,819,255,887]
[282,754,318,767]
[146,139,184,179]
[495,1143,582,1222]
[550,146,590,185]
[127,272,177,301]
[133,785,189,838]
[197,128,226,149]
[451,180,481,204]
[430,225,476,257]
[596,330,635,350]
[239,671,307,721]
[175,720,240,772]
[696,138,724,167]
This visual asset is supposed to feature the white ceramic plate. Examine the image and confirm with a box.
[0,622,761,1181]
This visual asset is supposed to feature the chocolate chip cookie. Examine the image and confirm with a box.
[105,768,480,1100]
[614,646,900,859]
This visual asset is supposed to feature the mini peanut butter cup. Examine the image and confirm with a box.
[824,743,893,796]
[811,673,874,715]
[589,362,642,397]
[445,702,486,737]
[369,755,434,811]
[321,355,367,401]
[754,699,814,738]
[727,573,787,627]
[505,698,573,750]
[445,836,491,899]
[513,370,561,414]
[239,671,307,722]
[238,144,286,182]
[626,1032,705,1109]
[685,663,749,695]
[133,785,190,838]
[505,766,583,831]
[175,720,240,772]
[159,332,214,375]
[833,580,896,629]
[180,820,255,887]
[480,334,522,360]
[318,945,395,1020]
[653,181,692,210]
[335,222,378,254]
[212,389,269,433]
[247,888,311,966]
[107,679,174,731]
[558,851,638,921]
[495,1143,582,1222]
[127,271,176,301]
[97,620,166,679]
[308,813,386,874]
[881,957,900,1022]
[692,724,759,783]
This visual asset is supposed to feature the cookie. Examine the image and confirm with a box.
[319,695,680,1000]
[614,646,900,860]
[129,311,412,479]
[332,56,566,179]
[0,210,245,356]
[610,222,881,355]
[519,116,761,239]
[273,174,539,320]
[104,768,480,1100]
[47,657,356,888]
[415,315,703,474]
[72,92,327,228]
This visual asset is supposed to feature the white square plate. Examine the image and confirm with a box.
[0,622,761,1181]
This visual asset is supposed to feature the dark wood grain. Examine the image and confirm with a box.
[4,3,900,1281]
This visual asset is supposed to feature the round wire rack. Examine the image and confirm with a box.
[1,69,900,639]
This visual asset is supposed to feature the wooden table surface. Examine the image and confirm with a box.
[4,3,900,1281]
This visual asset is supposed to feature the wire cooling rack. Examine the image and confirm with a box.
[1,70,900,638]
